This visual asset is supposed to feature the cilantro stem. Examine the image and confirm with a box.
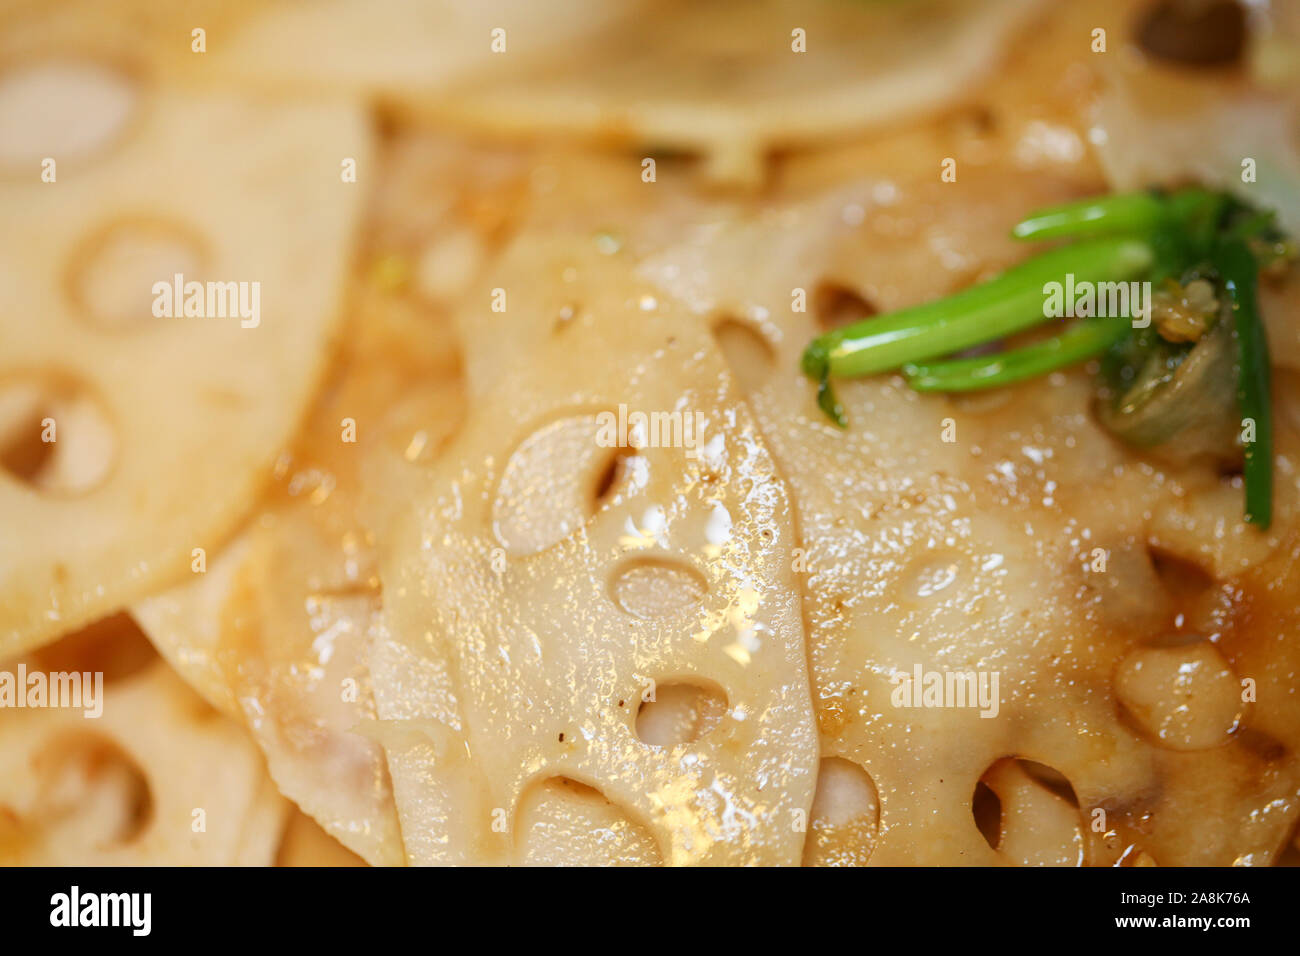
[1216,237,1273,528]
[902,317,1130,392]
[803,237,1153,379]
[1012,192,1167,241]
[1011,188,1220,242]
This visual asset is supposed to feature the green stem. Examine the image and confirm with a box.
[1216,237,1273,529]
[903,317,1130,392]
[805,236,1153,379]
[816,375,846,428]
[1012,192,1167,241]
[1011,187,1220,242]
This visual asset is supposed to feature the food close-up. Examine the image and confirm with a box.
[1,0,1299,872]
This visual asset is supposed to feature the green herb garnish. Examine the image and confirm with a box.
[1216,236,1273,527]
[903,316,1131,392]
[801,187,1292,529]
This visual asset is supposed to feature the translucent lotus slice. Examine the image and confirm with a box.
[135,274,469,867]
[367,235,818,865]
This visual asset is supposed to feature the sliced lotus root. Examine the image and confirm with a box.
[136,522,405,867]
[0,1,268,88]
[129,533,250,718]
[422,0,1046,183]
[0,614,287,865]
[134,129,489,716]
[179,0,633,99]
[135,272,468,866]
[625,145,1300,864]
[367,234,818,866]
[0,65,370,657]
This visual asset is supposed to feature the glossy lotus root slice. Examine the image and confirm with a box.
[635,173,1300,866]
[367,247,818,865]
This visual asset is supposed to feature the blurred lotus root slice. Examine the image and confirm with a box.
[0,61,371,658]
[0,614,287,865]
